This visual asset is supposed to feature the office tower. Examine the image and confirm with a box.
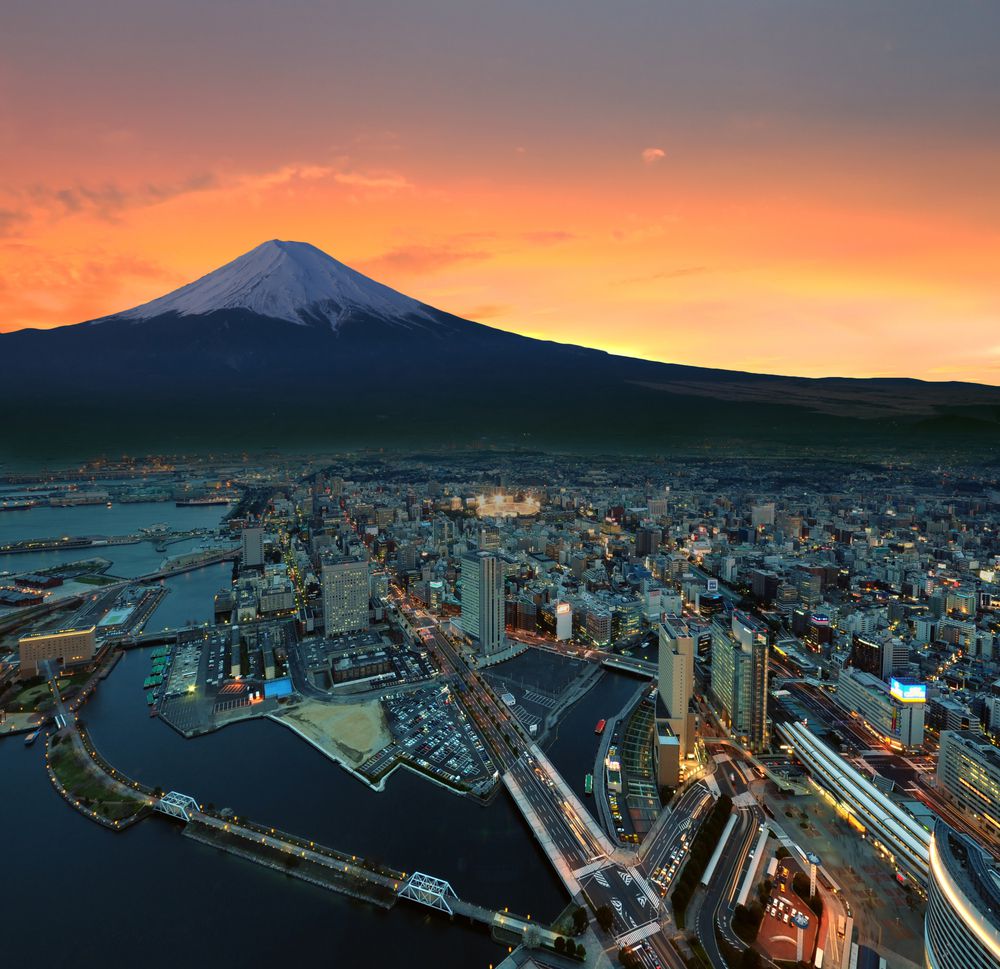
[925,820,1000,969]
[937,731,1000,834]
[321,557,370,636]
[477,525,501,550]
[751,503,775,527]
[461,550,505,656]
[850,634,910,682]
[635,527,662,557]
[750,568,780,604]
[241,526,264,568]
[658,619,695,757]
[710,612,770,752]
[397,543,419,573]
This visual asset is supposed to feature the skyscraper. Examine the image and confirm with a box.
[241,526,264,568]
[461,550,505,656]
[321,557,370,636]
[710,611,770,752]
[658,618,695,757]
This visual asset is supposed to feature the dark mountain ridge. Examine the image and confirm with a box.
[2,240,998,460]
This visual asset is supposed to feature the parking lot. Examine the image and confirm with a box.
[482,647,587,736]
[374,685,498,793]
[756,859,819,965]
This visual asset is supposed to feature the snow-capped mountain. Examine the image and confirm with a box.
[98,239,437,330]
[2,238,998,459]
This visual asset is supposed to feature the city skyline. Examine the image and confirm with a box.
[3,1,1000,383]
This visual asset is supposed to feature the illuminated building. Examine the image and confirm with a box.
[778,720,930,884]
[850,633,909,682]
[18,626,96,678]
[937,731,1000,837]
[321,557,370,636]
[834,668,925,750]
[584,609,611,647]
[460,550,505,656]
[925,820,1000,969]
[657,618,695,759]
[710,611,770,752]
[240,526,264,568]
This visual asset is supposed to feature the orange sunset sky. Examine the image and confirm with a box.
[2,0,999,383]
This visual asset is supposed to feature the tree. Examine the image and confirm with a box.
[555,937,566,953]
[596,904,615,932]
[572,905,588,935]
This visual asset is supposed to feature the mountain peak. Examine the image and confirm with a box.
[100,239,433,329]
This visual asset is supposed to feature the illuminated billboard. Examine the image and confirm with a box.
[889,678,926,703]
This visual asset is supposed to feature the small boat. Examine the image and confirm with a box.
[24,730,39,747]
[595,719,607,735]
[584,773,593,795]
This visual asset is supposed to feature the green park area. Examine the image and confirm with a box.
[74,573,119,586]
[48,736,146,823]
[4,678,53,713]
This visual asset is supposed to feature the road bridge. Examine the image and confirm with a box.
[138,549,237,582]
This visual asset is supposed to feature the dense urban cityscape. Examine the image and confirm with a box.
[2,450,999,969]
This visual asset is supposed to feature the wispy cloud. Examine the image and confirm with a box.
[333,171,412,192]
[24,172,218,223]
[620,266,711,285]
[641,146,666,164]
[459,303,512,321]
[521,230,575,245]
[361,243,492,275]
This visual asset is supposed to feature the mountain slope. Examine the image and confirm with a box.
[94,239,440,331]
[2,240,999,460]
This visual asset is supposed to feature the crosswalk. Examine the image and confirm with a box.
[617,920,662,947]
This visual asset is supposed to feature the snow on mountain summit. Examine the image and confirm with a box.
[105,240,435,328]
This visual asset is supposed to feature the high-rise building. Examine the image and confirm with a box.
[321,557,370,636]
[635,527,662,557]
[477,525,501,550]
[658,619,695,758]
[850,634,909,682]
[750,568,780,604]
[937,731,1000,835]
[461,550,505,656]
[241,527,264,568]
[710,612,770,752]
[925,820,1000,969]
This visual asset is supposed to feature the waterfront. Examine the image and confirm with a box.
[0,495,649,968]
[0,500,228,547]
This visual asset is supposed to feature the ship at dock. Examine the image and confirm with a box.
[175,496,233,507]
